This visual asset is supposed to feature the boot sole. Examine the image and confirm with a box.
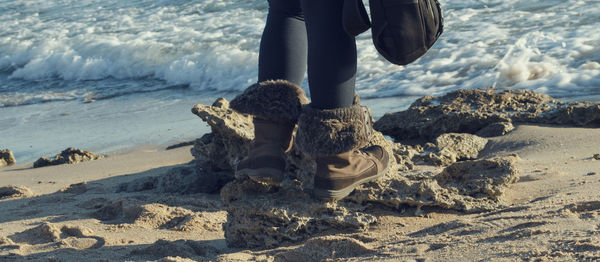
[237,168,283,186]
[313,160,391,201]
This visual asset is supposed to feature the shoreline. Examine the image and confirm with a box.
[0,143,195,196]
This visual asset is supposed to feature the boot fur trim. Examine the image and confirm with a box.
[296,104,373,155]
[230,80,309,123]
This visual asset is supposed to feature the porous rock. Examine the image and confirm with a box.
[222,178,378,249]
[187,97,521,249]
[223,153,520,249]
[540,102,600,126]
[182,98,255,192]
[416,133,489,166]
[374,89,600,141]
[347,156,519,212]
[191,98,253,171]
[33,147,103,168]
[0,185,33,199]
[0,149,16,167]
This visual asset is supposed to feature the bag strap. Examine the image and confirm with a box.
[342,0,371,37]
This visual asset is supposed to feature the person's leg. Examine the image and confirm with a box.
[296,0,390,201]
[231,0,309,185]
[258,0,307,86]
[301,0,357,109]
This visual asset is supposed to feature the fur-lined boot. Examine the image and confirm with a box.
[296,104,390,200]
[230,80,309,185]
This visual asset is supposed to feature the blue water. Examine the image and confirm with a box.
[1,0,599,163]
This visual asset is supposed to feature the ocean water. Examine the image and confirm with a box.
[1,0,599,163]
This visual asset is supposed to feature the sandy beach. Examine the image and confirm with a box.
[2,0,600,260]
[2,119,600,261]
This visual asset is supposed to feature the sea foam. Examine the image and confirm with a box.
[1,0,599,162]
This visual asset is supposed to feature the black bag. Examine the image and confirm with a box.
[342,0,444,65]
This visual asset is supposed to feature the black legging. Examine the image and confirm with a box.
[259,0,357,109]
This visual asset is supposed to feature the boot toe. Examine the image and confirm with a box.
[360,145,390,172]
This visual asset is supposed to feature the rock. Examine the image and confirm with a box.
[222,178,377,249]
[0,149,16,167]
[540,102,600,126]
[223,154,520,249]
[418,133,488,166]
[348,156,519,212]
[434,156,520,201]
[191,98,253,171]
[33,147,103,168]
[187,99,254,190]
[476,121,515,137]
[186,98,523,249]
[412,133,488,166]
[221,137,517,248]
[221,130,397,249]
[442,132,488,159]
[0,185,33,199]
[374,89,600,141]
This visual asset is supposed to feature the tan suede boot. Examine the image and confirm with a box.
[230,80,309,185]
[296,104,390,200]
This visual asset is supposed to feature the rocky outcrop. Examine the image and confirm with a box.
[186,98,254,189]
[191,98,253,171]
[221,155,519,248]
[116,98,253,195]
[0,149,16,167]
[374,89,600,141]
[33,147,103,168]
[186,97,520,249]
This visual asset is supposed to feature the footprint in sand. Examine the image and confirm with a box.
[89,199,226,231]
[274,236,374,261]
[129,239,217,261]
[7,222,105,249]
[0,185,33,199]
[564,201,600,219]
